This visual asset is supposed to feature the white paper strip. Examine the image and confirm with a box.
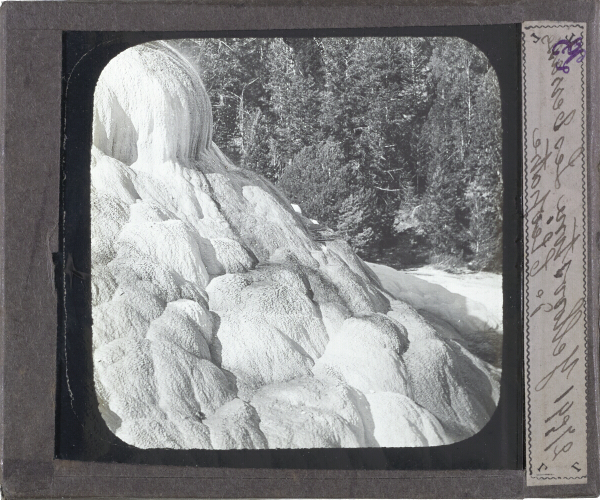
[522,21,588,486]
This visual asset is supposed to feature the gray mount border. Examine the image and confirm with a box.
[0,1,598,498]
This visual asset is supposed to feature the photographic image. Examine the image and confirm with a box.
[90,36,504,450]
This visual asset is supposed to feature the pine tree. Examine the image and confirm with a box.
[412,38,501,268]
[176,36,503,270]
[337,189,378,256]
[277,141,352,229]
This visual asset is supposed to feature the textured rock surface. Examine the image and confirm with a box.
[91,41,501,449]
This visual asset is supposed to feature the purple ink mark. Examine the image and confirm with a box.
[552,37,586,74]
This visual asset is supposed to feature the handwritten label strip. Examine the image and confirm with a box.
[522,21,588,486]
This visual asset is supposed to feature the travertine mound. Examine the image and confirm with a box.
[91,41,500,449]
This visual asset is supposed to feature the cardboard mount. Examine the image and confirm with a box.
[0,1,598,498]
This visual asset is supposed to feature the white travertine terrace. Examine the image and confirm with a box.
[91,41,500,450]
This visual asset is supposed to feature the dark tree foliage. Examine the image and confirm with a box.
[414,38,502,271]
[282,38,326,89]
[277,141,352,230]
[175,36,503,271]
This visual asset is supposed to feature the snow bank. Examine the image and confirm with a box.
[91,41,501,450]
[368,262,503,366]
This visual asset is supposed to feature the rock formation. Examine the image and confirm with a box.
[91,40,501,450]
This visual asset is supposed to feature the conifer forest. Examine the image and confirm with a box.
[175,37,503,271]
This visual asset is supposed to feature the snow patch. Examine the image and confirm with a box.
[368,262,503,365]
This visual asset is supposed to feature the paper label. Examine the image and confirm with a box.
[522,21,588,486]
